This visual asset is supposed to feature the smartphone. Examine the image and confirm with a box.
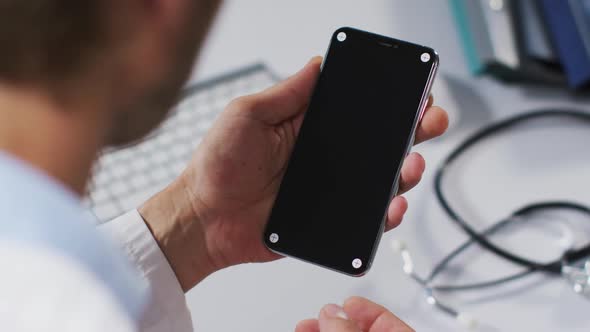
[264,27,439,276]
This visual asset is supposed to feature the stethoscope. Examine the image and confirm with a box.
[392,110,590,329]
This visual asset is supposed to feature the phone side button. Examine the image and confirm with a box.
[418,103,428,123]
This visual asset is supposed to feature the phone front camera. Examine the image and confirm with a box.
[420,52,431,63]
[337,32,347,42]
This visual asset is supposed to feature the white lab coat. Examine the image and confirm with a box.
[0,152,193,332]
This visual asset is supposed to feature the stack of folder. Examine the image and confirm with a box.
[450,0,590,90]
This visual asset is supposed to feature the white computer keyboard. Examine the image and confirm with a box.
[85,64,278,223]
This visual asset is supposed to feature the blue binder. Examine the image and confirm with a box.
[540,0,590,88]
[569,0,590,57]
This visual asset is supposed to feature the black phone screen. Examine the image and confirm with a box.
[264,27,438,275]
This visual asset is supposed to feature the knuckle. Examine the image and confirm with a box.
[227,95,258,112]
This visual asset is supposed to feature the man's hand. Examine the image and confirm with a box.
[296,297,414,332]
[139,57,448,291]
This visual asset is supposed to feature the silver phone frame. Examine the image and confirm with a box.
[265,29,440,277]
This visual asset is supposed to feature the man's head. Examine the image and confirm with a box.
[0,0,221,146]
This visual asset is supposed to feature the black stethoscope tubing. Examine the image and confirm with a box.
[433,110,590,278]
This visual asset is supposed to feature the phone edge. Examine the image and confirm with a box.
[263,29,441,277]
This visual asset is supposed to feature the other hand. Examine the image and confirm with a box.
[296,296,414,332]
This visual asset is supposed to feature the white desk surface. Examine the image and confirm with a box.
[185,1,590,331]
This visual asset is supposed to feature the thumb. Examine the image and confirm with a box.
[319,304,360,332]
[250,56,322,124]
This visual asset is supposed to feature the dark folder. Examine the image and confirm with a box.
[569,0,590,57]
[539,0,590,88]
[509,0,566,85]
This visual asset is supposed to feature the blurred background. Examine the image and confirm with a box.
[90,0,590,331]
[185,1,590,331]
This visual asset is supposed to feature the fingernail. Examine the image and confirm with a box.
[305,56,322,67]
[323,304,349,320]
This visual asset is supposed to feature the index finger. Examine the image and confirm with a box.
[343,297,414,332]
[252,56,322,125]
[295,319,320,332]
[414,105,448,145]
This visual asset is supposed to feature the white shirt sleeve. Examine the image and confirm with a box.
[99,210,194,332]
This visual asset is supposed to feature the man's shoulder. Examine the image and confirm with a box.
[0,152,148,325]
[0,242,136,332]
